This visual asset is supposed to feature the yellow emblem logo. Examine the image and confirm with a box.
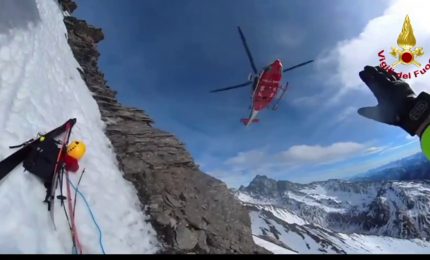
[390,15,424,68]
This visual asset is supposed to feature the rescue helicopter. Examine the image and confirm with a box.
[210,27,313,126]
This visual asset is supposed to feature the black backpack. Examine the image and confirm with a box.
[23,137,61,184]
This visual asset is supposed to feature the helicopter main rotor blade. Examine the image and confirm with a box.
[210,81,253,93]
[283,60,314,73]
[238,26,258,74]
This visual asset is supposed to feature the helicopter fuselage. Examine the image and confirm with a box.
[242,59,283,126]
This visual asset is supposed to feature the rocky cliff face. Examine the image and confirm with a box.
[58,0,267,254]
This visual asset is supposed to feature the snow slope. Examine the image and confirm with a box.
[238,176,430,254]
[252,236,297,254]
[0,0,158,254]
[240,176,430,239]
[249,208,430,254]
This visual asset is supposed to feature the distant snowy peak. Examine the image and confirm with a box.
[240,176,430,239]
[351,153,430,182]
[238,176,430,253]
[247,205,430,254]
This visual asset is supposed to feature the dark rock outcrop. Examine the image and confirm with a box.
[58,0,268,254]
[58,0,77,13]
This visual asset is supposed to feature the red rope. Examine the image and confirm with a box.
[52,122,83,254]
[66,170,83,254]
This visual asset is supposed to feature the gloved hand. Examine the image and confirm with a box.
[358,65,430,136]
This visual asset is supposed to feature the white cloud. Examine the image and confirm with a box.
[280,142,367,165]
[366,146,387,154]
[291,93,331,109]
[335,106,358,123]
[380,139,419,154]
[207,141,386,187]
[225,149,268,171]
[325,0,430,97]
[205,139,422,187]
[223,142,374,172]
[277,24,307,48]
[292,96,319,107]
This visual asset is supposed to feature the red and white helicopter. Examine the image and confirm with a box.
[210,27,313,126]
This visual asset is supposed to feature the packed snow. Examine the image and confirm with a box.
[248,204,308,226]
[394,182,430,197]
[286,191,345,213]
[236,191,276,205]
[252,236,297,254]
[300,184,378,207]
[249,209,430,254]
[339,234,430,254]
[238,182,430,254]
[0,0,158,254]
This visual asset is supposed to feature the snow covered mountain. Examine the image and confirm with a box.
[237,175,430,254]
[0,0,265,254]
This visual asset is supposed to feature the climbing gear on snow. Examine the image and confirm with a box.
[23,136,61,201]
[0,118,106,254]
[0,119,76,183]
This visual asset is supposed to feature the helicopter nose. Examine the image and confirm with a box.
[274,59,282,67]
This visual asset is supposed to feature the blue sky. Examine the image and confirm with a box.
[75,0,425,187]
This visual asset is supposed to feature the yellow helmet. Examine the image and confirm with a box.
[67,140,86,160]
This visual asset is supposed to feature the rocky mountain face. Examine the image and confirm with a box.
[58,0,267,254]
[239,175,430,240]
[244,202,430,254]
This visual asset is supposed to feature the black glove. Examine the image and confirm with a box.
[358,66,430,136]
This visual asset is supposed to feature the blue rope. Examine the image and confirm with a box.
[68,178,106,254]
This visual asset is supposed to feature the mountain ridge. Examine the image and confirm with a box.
[58,0,267,254]
[239,175,430,237]
[350,153,430,182]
